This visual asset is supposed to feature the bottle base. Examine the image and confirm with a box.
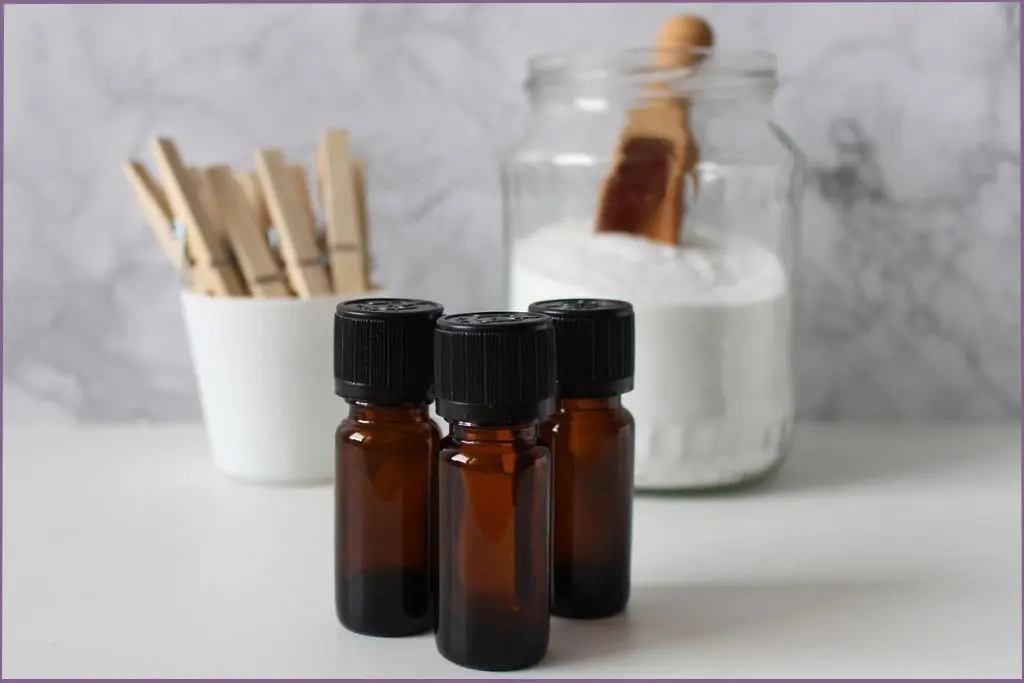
[337,616,430,639]
[336,567,431,638]
[435,608,549,671]
[553,563,629,620]
[436,638,548,672]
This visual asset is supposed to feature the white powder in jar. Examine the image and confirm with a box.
[509,221,794,490]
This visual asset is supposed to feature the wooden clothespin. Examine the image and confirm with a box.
[255,149,331,298]
[206,165,291,298]
[290,164,319,238]
[123,161,183,271]
[123,160,227,293]
[236,170,272,231]
[350,157,373,290]
[317,129,369,295]
[190,166,231,244]
[151,138,248,296]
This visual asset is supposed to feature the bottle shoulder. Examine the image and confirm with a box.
[439,441,550,470]
[336,417,441,449]
[544,405,634,433]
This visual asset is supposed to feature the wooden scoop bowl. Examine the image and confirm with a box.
[595,14,714,246]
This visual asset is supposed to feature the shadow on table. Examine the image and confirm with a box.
[544,579,915,670]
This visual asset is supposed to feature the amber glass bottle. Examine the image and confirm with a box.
[529,299,636,620]
[334,298,444,637]
[433,312,556,671]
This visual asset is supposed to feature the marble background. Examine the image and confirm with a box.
[3,3,1020,424]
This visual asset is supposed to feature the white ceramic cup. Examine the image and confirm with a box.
[181,291,345,485]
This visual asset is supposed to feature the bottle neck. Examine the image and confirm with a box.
[556,395,622,412]
[449,421,539,446]
[346,400,431,424]
[526,51,777,110]
[530,86,775,113]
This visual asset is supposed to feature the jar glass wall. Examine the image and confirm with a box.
[502,49,804,492]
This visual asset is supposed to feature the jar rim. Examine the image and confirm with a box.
[525,47,776,93]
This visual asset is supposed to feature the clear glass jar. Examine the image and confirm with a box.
[502,49,804,493]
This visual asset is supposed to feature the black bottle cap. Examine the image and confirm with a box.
[334,298,444,403]
[527,299,635,398]
[434,312,556,424]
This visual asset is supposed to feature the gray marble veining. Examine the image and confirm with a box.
[3,3,1020,423]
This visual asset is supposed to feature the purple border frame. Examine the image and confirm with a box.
[0,1,1021,680]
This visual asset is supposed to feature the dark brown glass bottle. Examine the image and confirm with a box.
[334,298,443,637]
[529,299,636,620]
[433,312,556,671]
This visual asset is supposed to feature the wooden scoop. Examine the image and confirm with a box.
[595,14,714,245]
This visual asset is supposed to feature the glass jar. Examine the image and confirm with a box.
[502,48,804,493]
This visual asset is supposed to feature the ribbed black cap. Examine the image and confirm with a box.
[334,298,444,403]
[527,299,635,398]
[434,312,556,424]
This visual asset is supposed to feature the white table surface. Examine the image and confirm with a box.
[2,423,1020,678]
